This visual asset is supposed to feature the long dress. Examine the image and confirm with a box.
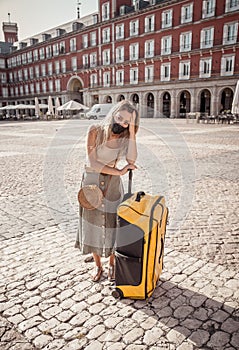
[75,144,124,257]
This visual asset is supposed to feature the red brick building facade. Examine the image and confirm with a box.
[0,0,239,118]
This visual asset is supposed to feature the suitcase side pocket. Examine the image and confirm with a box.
[115,251,143,286]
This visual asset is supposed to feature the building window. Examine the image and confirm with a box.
[145,15,155,33]
[90,31,97,46]
[90,53,97,67]
[46,46,52,58]
[160,63,171,81]
[116,46,124,63]
[17,55,21,66]
[103,49,110,65]
[55,79,61,92]
[116,70,124,85]
[102,2,110,21]
[25,85,29,95]
[10,87,14,96]
[225,0,239,12]
[145,66,154,83]
[162,9,173,28]
[36,82,40,93]
[202,0,215,18]
[30,84,34,94]
[129,43,139,60]
[71,57,77,71]
[181,3,193,24]
[53,44,59,56]
[23,69,28,80]
[41,64,46,76]
[27,51,32,63]
[55,61,60,74]
[15,87,19,96]
[60,41,65,54]
[130,68,138,84]
[2,87,8,98]
[22,53,27,64]
[39,48,45,60]
[33,49,38,61]
[70,38,77,51]
[130,20,139,36]
[19,86,24,96]
[116,24,124,40]
[179,61,190,79]
[145,40,154,58]
[9,72,13,82]
[199,58,212,77]
[221,55,235,76]
[103,72,110,87]
[102,28,110,43]
[61,60,66,73]
[83,54,89,68]
[161,36,172,55]
[18,70,23,81]
[180,32,192,52]
[35,66,39,78]
[90,73,97,87]
[42,82,46,93]
[223,22,238,44]
[48,62,53,75]
[29,67,34,79]
[48,80,53,92]
[200,27,214,48]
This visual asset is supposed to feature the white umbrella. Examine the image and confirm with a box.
[15,104,35,109]
[0,105,16,110]
[39,103,48,109]
[47,96,54,116]
[231,80,239,114]
[35,97,40,117]
[57,100,89,111]
[55,97,61,117]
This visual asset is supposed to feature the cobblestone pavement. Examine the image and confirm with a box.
[0,119,238,349]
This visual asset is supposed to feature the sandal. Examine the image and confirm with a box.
[108,265,115,282]
[92,266,103,282]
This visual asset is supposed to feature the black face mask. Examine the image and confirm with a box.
[111,122,125,134]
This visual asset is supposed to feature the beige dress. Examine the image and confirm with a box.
[75,144,124,257]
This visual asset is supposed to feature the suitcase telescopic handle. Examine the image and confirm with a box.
[128,169,133,194]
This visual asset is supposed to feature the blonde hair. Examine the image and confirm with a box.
[92,100,139,155]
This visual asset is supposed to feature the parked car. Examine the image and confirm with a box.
[86,104,115,120]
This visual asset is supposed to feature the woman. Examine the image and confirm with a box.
[76,100,139,282]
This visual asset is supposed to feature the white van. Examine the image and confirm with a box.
[86,104,114,120]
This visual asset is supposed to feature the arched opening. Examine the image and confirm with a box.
[103,95,112,103]
[179,91,191,118]
[220,88,233,113]
[67,77,84,103]
[200,89,211,116]
[117,94,125,102]
[163,92,171,118]
[146,92,154,118]
[131,93,139,107]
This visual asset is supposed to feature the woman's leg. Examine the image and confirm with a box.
[108,254,115,282]
[92,253,103,282]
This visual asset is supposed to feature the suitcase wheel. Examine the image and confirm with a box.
[112,288,123,299]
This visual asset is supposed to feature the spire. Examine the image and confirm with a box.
[77,1,81,19]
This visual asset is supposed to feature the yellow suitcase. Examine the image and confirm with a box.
[112,191,168,300]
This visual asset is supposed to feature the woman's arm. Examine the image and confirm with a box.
[126,111,137,164]
[87,125,136,175]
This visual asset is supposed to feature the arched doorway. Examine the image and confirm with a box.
[163,92,171,118]
[179,91,191,118]
[200,89,211,116]
[146,93,154,118]
[104,95,112,103]
[117,94,125,102]
[67,77,84,103]
[220,88,233,112]
[131,93,139,107]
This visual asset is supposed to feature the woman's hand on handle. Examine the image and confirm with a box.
[119,163,137,176]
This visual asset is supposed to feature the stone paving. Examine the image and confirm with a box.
[0,119,238,349]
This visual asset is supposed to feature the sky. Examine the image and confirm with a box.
[0,0,98,41]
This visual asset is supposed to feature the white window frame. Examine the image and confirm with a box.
[102,27,110,43]
[71,57,77,71]
[35,66,39,78]
[130,43,139,60]
[48,62,53,75]
[161,36,172,55]
[199,58,212,78]
[55,61,60,74]
[200,27,214,48]
[70,38,77,51]
[179,61,190,80]
[225,0,239,12]
[145,40,154,58]
[162,9,173,28]
[90,53,97,67]
[103,49,110,65]
[42,81,46,93]
[48,80,53,93]
[29,67,34,79]
[53,43,59,56]
[116,46,124,63]
[130,20,139,36]
[55,79,61,92]
[39,48,45,60]
[24,68,28,80]
[116,70,124,86]
[22,53,27,64]
[103,72,111,87]
[25,85,29,95]
[145,65,154,83]
[90,31,97,46]
[116,24,124,40]
[82,35,88,49]
[30,84,34,94]
[41,64,46,76]
[223,22,238,44]
[27,51,32,63]
[83,54,89,68]
[2,87,8,98]
[61,59,66,73]
[180,32,192,52]
[90,73,97,88]
[145,15,155,33]
[181,3,193,24]
[130,67,138,84]
[160,62,171,81]
[221,55,235,76]
[102,2,110,21]
[202,0,215,18]
[35,83,40,94]
[33,49,38,61]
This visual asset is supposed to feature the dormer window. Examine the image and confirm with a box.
[102,2,110,21]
